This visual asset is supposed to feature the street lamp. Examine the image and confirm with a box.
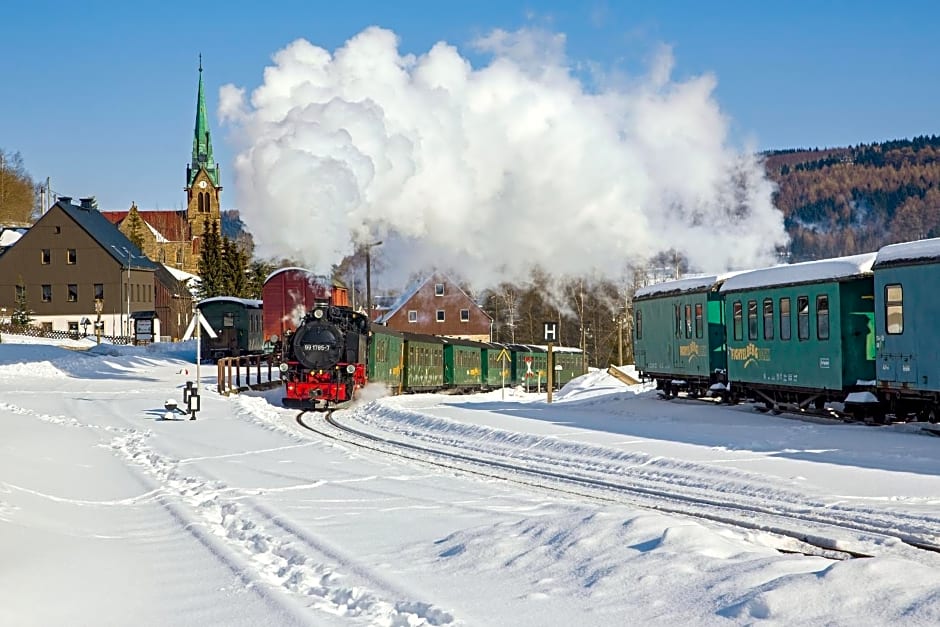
[81,317,89,337]
[364,240,382,321]
[94,298,103,345]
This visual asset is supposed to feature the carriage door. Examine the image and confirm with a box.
[877,284,916,384]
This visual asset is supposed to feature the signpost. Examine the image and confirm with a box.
[181,307,217,419]
[497,347,511,400]
[544,322,557,403]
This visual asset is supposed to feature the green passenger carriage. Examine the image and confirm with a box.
[719,253,877,413]
[196,296,264,361]
[633,275,732,399]
[482,343,511,389]
[871,239,940,421]
[368,324,403,394]
[506,344,547,390]
[442,338,485,391]
[401,332,445,392]
[550,347,584,389]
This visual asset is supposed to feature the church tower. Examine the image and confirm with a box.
[185,56,221,239]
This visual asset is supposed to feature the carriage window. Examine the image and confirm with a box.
[675,305,681,337]
[747,300,758,340]
[763,299,774,340]
[376,338,387,362]
[779,297,791,341]
[684,304,692,338]
[816,295,829,340]
[797,296,810,340]
[694,303,703,338]
[732,301,743,341]
[635,310,643,340]
[223,313,234,327]
[886,284,903,334]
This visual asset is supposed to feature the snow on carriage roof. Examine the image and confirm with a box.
[197,296,262,308]
[874,237,940,268]
[719,252,876,293]
[634,273,741,299]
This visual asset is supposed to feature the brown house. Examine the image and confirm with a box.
[102,60,221,275]
[376,273,492,341]
[0,197,158,337]
[153,264,195,341]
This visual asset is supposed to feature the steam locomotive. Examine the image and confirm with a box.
[278,299,370,410]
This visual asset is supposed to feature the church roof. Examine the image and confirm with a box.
[190,56,218,186]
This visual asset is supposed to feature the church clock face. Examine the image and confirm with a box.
[198,180,207,189]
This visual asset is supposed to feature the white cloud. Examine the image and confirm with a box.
[221,26,787,288]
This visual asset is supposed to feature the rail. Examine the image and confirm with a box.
[217,354,281,395]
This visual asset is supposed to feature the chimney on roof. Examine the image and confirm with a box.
[59,196,73,206]
[79,196,98,210]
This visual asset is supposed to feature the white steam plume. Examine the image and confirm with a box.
[220,26,787,287]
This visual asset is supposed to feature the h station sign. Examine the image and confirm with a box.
[543,321,557,342]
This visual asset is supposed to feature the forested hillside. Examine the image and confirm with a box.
[764,135,940,260]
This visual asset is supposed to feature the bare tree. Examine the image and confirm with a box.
[0,149,36,224]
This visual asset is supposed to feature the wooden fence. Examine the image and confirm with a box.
[217,354,282,395]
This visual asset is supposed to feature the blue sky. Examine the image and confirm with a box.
[2,1,938,211]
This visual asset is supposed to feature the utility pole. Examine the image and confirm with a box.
[364,240,382,320]
[617,313,624,366]
[111,245,134,339]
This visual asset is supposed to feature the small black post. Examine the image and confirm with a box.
[183,380,200,420]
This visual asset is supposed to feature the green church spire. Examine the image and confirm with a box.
[189,55,219,186]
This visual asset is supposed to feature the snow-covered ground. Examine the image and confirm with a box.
[2,333,939,626]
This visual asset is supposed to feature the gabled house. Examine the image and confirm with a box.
[0,197,158,338]
[376,273,492,341]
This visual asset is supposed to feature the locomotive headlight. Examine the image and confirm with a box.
[313,309,324,319]
[346,364,356,374]
[279,363,289,372]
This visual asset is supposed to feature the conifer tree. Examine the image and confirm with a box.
[246,260,275,300]
[196,219,225,299]
[222,236,248,297]
[12,276,31,326]
[125,206,146,251]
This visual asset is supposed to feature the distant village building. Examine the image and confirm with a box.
[102,59,222,275]
[375,273,492,341]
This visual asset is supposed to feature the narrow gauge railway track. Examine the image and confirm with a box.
[295,411,940,562]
